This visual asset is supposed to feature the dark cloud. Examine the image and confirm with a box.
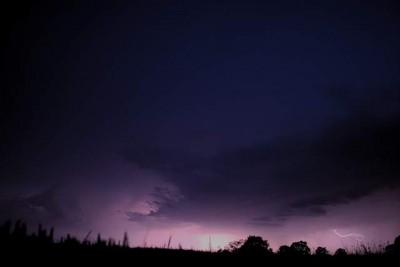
[324,87,400,116]
[151,186,183,205]
[0,197,34,223]
[25,186,64,219]
[289,188,375,210]
[249,216,287,228]
[0,185,82,229]
[123,184,184,225]
[122,88,400,224]
[122,147,213,190]
[250,204,328,228]
[279,206,328,219]
[2,0,400,249]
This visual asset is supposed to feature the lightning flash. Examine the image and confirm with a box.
[332,229,365,241]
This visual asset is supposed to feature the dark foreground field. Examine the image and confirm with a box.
[2,246,398,266]
[1,221,399,265]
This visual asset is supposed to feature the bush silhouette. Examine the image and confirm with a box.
[315,246,329,256]
[334,248,347,256]
[394,235,400,249]
[122,231,129,247]
[290,241,311,256]
[385,235,400,255]
[225,239,244,252]
[238,236,272,255]
[226,236,272,255]
[277,245,292,256]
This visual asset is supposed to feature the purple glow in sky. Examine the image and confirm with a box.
[1,0,400,251]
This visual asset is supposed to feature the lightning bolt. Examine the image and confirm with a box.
[332,229,365,241]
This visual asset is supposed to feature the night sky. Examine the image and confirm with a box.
[2,0,400,251]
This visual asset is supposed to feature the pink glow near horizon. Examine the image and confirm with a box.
[15,168,400,253]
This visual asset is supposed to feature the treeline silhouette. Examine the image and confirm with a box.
[1,220,399,264]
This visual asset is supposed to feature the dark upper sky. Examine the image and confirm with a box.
[1,0,399,250]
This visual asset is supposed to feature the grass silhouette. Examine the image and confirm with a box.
[1,220,399,264]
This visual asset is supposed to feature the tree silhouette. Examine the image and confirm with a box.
[315,246,329,256]
[225,239,244,252]
[394,235,400,248]
[277,245,292,256]
[385,235,400,255]
[334,248,347,256]
[385,244,395,254]
[49,227,54,243]
[1,219,399,263]
[237,236,272,255]
[290,241,311,256]
[122,231,129,247]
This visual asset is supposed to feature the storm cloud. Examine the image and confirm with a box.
[1,0,399,250]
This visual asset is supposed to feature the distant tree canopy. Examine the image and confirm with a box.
[290,241,311,256]
[315,246,329,256]
[122,232,129,247]
[385,235,400,255]
[226,236,272,255]
[394,235,400,247]
[225,239,244,252]
[277,241,311,256]
[277,245,291,256]
[334,248,347,256]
